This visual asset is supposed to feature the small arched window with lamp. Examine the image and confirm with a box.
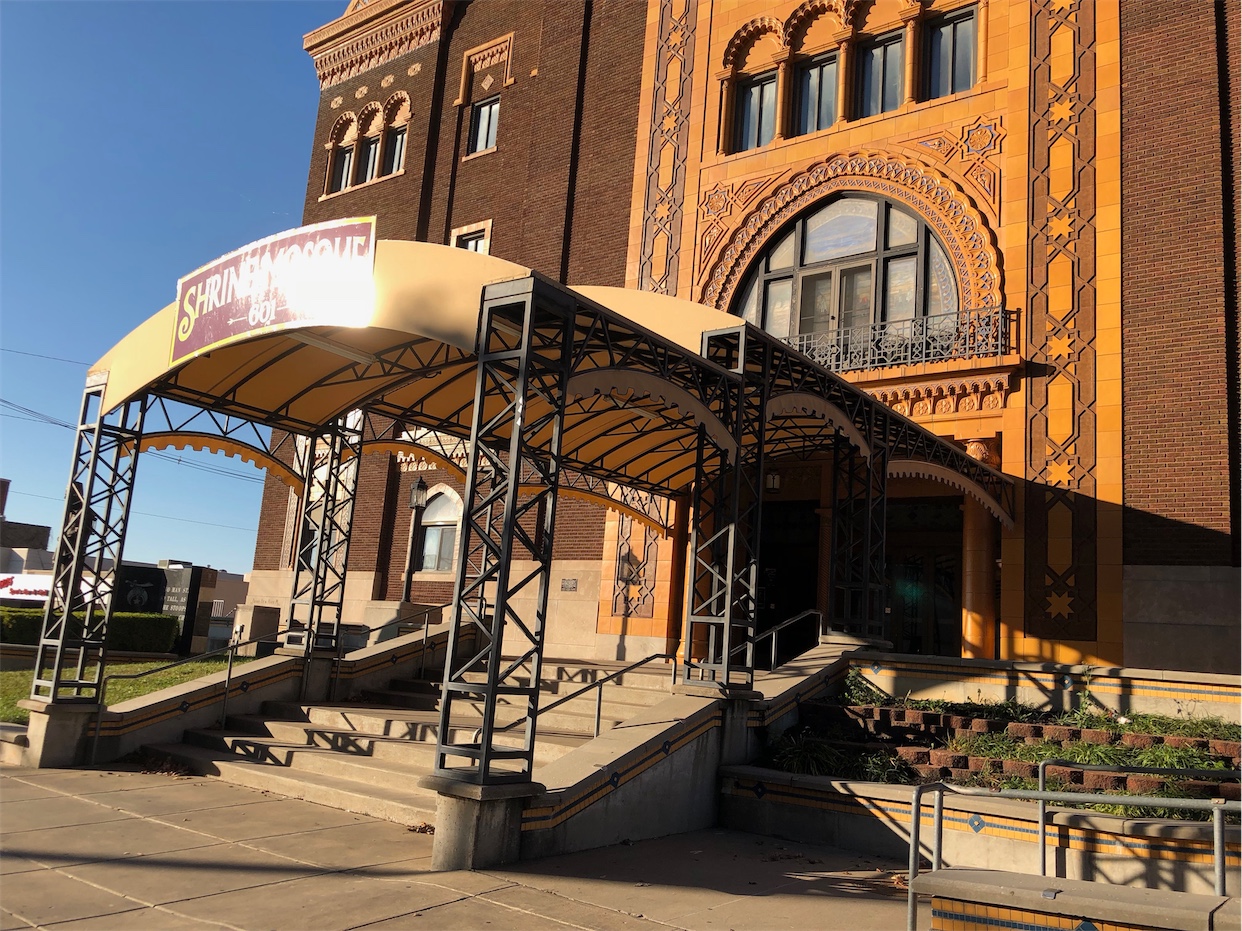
[418,492,460,572]
[732,193,964,372]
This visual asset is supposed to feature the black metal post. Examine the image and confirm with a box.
[402,477,428,603]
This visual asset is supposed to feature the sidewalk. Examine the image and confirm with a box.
[1,765,925,930]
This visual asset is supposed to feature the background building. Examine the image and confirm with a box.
[245,0,1239,673]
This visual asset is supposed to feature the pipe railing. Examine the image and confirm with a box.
[474,652,678,744]
[323,602,452,699]
[90,629,286,764]
[751,609,821,671]
[1037,758,1242,880]
[907,781,1241,931]
[89,602,454,763]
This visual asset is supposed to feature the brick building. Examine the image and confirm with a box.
[243,0,1238,673]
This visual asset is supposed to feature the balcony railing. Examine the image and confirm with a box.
[783,307,1018,374]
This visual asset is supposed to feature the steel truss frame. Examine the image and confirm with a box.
[358,414,675,533]
[32,384,145,703]
[435,277,575,783]
[829,435,889,640]
[682,327,770,691]
[287,412,363,667]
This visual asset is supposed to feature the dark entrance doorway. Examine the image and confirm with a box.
[886,496,962,656]
[757,498,820,667]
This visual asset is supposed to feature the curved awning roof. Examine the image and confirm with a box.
[88,237,1013,528]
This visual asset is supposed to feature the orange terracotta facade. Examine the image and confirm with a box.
[597,0,1127,667]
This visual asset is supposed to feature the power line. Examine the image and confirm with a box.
[0,398,264,485]
[9,491,257,533]
[0,348,90,366]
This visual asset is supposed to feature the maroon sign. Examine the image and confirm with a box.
[172,217,376,364]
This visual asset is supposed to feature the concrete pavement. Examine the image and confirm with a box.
[0,764,925,930]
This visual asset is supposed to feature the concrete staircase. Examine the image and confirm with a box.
[146,656,674,825]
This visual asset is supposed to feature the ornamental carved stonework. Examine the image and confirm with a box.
[1024,0,1099,642]
[724,0,862,69]
[695,172,784,284]
[908,115,1006,215]
[871,374,1011,419]
[309,0,442,90]
[700,151,1003,313]
[637,0,698,295]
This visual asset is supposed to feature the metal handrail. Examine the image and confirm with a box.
[1037,758,1242,879]
[474,652,678,743]
[751,609,821,670]
[90,602,454,761]
[90,629,285,764]
[323,602,452,696]
[907,781,1241,931]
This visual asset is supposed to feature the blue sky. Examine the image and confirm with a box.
[1,0,341,573]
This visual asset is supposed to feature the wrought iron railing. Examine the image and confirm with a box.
[784,307,1018,373]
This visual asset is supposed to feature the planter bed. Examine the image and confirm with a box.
[778,700,1241,820]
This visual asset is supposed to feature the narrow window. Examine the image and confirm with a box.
[456,230,487,253]
[857,32,904,118]
[926,8,976,99]
[734,72,777,152]
[419,494,460,572]
[328,144,353,193]
[357,136,380,184]
[797,55,838,135]
[468,96,500,154]
[382,124,406,175]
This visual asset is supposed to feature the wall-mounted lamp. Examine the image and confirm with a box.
[401,477,429,602]
[765,472,781,493]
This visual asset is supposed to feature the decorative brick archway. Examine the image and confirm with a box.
[700,150,1004,314]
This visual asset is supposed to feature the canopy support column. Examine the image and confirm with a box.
[30,383,146,704]
[288,412,362,682]
[682,327,769,692]
[434,276,573,785]
[829,435,888,641]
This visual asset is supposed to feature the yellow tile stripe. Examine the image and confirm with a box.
[723,778,1240,867]
[522,709,724,831]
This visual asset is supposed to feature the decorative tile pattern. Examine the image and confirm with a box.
[637,0,697,295]
[1024,0,1099,641]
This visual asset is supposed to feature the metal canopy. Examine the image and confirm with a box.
[33,242,1013,788]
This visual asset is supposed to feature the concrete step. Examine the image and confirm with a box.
[396,674,671,708]
[455,659,675,695]
[145,741,439,826]
[225,713,585,764]
[184,728,438,792]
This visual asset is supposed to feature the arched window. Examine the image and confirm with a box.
[732,194,959,370]
[419,492,460,572]
[325,114,358,194]
[382,93,411,176]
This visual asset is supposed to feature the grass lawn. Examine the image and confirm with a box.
[0,658,254,725]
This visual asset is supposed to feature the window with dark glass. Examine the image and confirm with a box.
[357,136,380,184]
[382,124,406,175]
[419,494,459,572]
[734,72,777,152]
[468,96,500,154]
[926,8,976,99]
[732,195,958,358]
[327,144,353,194]
[856,31,904,117]
[456,230,487,253]
[797,54,838,135]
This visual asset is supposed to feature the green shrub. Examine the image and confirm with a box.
[0,606,178,653]
[839,668,889,705]
[0,607,42,644]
